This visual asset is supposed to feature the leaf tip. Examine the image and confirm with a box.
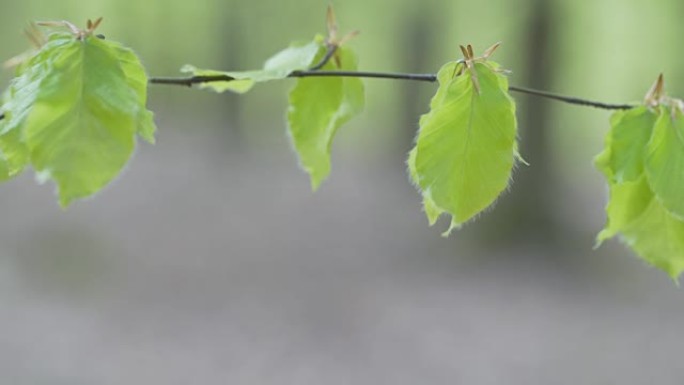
[309,172,326,192]
[663,262,684,285]
[58,196,72,209]
[482,42,502,59]
[440,218,461,237]
[593,233,606,250]
[644,73,665,107]
[422,196,442,226]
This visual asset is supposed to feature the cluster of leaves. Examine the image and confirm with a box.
[183,6,364,190]
[595,75,684,280]
[185,16,522,239]
[0,19,155,206]
[2,9,684,280]
[188,36,521,236]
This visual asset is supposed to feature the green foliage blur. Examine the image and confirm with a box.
[1,0,683,229]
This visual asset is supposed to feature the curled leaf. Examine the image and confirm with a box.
[287,43,364,190]
[181,41,320,94]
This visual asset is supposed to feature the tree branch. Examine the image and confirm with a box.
[0,67,635,123]
[149,70,634,110]
[507,85,633,110]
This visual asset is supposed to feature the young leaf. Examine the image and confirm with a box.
[0,128,29,179]
[594,106,657,245]
[412,60,518,228]
[621,195,684,280]
[594,106,656,184]
[644,108,684,219]
[112,43,156,143]
[0,37,72,177]
[181,41,320,94]
[595,104,684,279]
[287,44,364,190]
[1,29,156,206]
[596,175,653,245]
[407,146,443,226]
[0,114,15,182]
[0,73,34,177]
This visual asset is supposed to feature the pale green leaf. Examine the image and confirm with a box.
[621,195,684,280]
[287,44,364,190]
[594,106,655,183]
[413,61,517,227]
[262,41,321,75]
[0,128,29,178]
[407,146,419,185]
[596,175,653,246]
[181,41,320,94]
[180,65,255,94]
[595,105,684,279]
[1,32,156,206]
[407,146,444,225]
[110,43,157,143]
[644,108,684,219]
[0,38,69,177]
[0,120,12,181]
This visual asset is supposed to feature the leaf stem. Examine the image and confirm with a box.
[308,44,338,71]
[149,70,635,111]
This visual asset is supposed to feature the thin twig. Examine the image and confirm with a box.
[149,70,634,110]
[148,45,342,89]
[508,86,633,110]
[0,69,635,117]
[290,70,438,82]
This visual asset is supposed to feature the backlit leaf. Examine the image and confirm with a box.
[412,60,518,229]
[644,108,684,219]
[596,175,653,245]
[1,29,156,206]
[181,41,320,94]
[287,44,364,190]
[407,146,443,226]
[621,194,684,280]
[596,104,684,280]
[594,106,656,183]
[112,43,156,143]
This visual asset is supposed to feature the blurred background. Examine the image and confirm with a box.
[1,0,684,383]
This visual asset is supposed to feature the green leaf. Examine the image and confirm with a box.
[595,105,684,279]
[594,106,656,183]
[621,195,684,280]
[287,44,364,190]
[0,128,29,179]
[0,38,70,177]
[644,108,684,219]
[596,175,653,245]
[407,146,419,185]
[111,43,156,143]
[179,65,255,94]
[412,61,518,228]
[407,146,443,226]
[181,41,320,94]
[0,119,13,182]
[1,32,156,206]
